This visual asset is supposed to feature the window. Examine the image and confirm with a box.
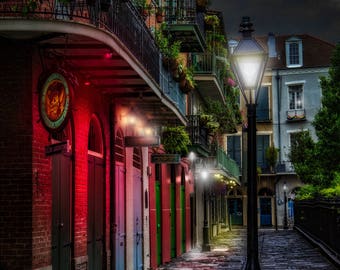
[285,38,303,67]
[257,135,270,169]
[257,86,270,121]
[289,85,303,110]
[227,135,241,167]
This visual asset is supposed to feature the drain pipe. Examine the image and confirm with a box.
[276,70,282,163]
[275,70,281,231]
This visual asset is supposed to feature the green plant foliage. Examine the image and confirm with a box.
[265,146,279,169]
[295,184,319,200]
[288,130,325,186]
[313,44,340,183]
[161,126,191,155]
[154,23,181,61]
[203,97,240,134]
[320,172,340,198]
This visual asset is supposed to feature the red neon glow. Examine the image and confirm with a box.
[84,81,91,86]
[104,52,113,59]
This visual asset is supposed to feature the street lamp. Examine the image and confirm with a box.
[283,182,288,229]
[231,16,268,270]
[201,168,211,251]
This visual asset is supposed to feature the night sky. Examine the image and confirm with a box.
[210,0,340,44]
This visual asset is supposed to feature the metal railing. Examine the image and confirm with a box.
[295,199,340,256]
[216,146,240,181]
[276,161,295,174]
[187,115,210,151]
[287,109,306,121]
[0,0,160,83]
[191,52,226,94]
[165,0,205,34]
[159,63,186,116]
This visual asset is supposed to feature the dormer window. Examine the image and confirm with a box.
[285,37,303,68]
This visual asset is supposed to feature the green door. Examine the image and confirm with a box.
[228,198,243,225]
[155,180,162,265]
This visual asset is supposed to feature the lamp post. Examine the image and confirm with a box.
[201,168,211,251]
[231,16,268,270]
[283,182,288,229]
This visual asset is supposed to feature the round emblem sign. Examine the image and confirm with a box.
[40,73,70,131]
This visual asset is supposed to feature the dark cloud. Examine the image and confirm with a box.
[210,0,340,44]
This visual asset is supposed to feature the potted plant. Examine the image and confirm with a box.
[154,24,181,71]
[265,146,279,172]
[204,14,219,27]
[199,114,219,135]
[134,0,152,20]
[161,126,191,155]
[155,7,164,23]
[179,66,196,94]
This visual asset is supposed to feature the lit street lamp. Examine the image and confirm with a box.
[231,16,268,270]
[283,182,288,229]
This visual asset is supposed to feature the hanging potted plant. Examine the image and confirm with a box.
[134,0,152,20]
[161,126,191,156]
[179,66,196,94]
[154,24,181,71]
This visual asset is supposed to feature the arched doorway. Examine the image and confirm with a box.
[258,188,273,226]
[87,116,104,270]
[114,128,126,269]
[51,121,73,270]
[227,188,243,226]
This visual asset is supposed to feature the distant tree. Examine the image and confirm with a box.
[313,44,340,184]
[288,130,323,186]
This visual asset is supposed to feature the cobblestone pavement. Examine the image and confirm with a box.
[157,228,337,270]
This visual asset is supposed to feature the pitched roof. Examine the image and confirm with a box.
[257,34,336,69]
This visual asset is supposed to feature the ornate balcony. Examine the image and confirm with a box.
[204,146,240,183]
[0,0,187,124]
[191,53,226,103]
[287,109,306,121]
[276,161,296,175]
[187,115,210,157]
[165,0,206,52]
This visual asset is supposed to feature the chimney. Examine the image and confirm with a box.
[267,32,277,58]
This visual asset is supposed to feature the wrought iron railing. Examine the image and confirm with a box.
[187,115,210,151]
[164,0,205,34]
[0,0,160,83]
[216,146,240,181]
[276,161,295,174]
[295,199,340,256]
[159,63,186,116]
[191,52,226,95]
[287,109,306,121]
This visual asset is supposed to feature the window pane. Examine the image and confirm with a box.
[288,85,303,110]
[289,43,299,65]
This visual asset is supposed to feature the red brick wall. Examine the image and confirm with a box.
[0,42,33,269]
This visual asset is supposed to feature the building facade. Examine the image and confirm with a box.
[0,1,240,270]
[226,33,335,228]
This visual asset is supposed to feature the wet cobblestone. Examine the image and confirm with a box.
[157,228,337,270]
